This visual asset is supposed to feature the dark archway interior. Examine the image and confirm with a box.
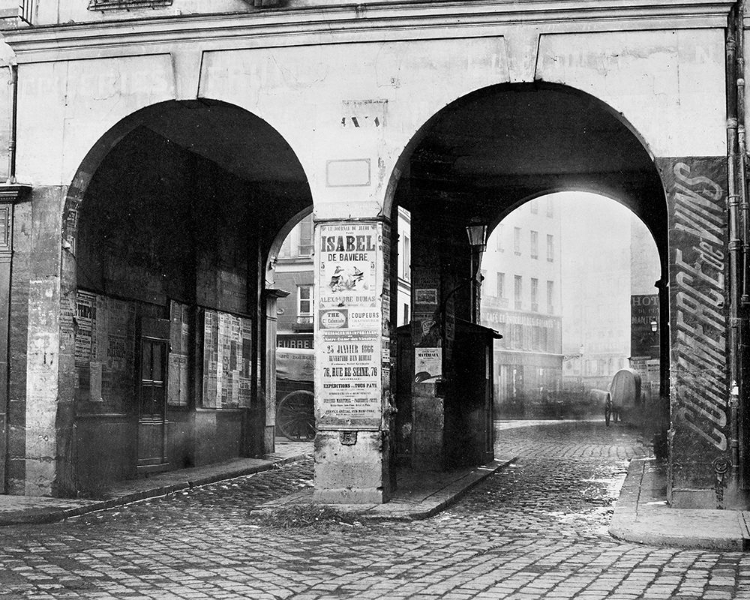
[77,100,313,309]
[395,82,667,260]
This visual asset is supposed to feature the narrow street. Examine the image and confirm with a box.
[1,421,749,600]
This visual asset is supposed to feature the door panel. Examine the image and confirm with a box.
[138,337,169,471]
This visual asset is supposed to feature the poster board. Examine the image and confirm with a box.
[202,309,253,409]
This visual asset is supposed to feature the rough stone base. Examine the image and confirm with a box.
[670,489,718,509]
[312,487,385,504]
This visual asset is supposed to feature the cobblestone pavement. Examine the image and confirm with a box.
[3,421,750,599]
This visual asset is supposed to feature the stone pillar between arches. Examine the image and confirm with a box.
[312,219,393,504]
[658,157,736,509]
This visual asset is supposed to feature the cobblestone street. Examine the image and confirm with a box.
[2,421,750,599]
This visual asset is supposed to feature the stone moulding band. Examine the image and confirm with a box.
[88,0,173,10]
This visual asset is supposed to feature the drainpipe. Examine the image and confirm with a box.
[5,59,16,185]
[728,4,742,489]
[737,0,749,492]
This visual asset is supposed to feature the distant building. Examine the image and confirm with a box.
[480,196,563,414]
[560,194,660,393]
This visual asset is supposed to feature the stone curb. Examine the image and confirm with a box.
[0,452,312,526]
[609,457,750,551]
[252,456,518,522]
[363,457,518,522]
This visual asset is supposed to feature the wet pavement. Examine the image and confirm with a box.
[3,420,750,599]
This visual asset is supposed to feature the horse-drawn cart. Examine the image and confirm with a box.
[275,348,315,441]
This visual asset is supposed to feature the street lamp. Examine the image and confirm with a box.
[466,222,488,253]
[650,318,658,333]
[466,222,488,323]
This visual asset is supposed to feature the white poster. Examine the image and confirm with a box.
[316,222,383,429]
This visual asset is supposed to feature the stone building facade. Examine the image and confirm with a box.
[0,0,742,509]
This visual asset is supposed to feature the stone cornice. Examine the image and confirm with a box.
[0,0,736,63]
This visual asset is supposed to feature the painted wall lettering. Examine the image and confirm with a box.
[665,158,729,453]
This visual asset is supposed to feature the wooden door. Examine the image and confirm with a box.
[137,337,169,472]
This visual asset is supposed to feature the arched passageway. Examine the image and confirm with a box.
[389,82,671,475]
[482,192,663,443]
[62,100,312,494]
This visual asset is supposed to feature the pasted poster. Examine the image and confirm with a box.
[316,222,383,429]
[661,157,729,467]
[202,309,253,409]
[415,348,442,383]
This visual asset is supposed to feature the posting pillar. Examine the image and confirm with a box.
[313,220,393,504]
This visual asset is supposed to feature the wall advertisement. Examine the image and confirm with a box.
[316,222,383,429]
[660,157,730,491]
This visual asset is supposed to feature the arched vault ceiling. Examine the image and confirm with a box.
[143,100,309,185]
[401,84,665,245]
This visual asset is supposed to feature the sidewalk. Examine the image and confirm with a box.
[0,439,313,525]
[610,457,750,551]
[0,439,514,526]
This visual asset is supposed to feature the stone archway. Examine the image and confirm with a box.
[31,99,314,496]
[387,82,732,508]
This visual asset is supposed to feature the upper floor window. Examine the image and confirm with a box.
[514,275,523,310]
[401,235,411,281]
[547,234,555,262]
[547,280,555,315]
[298,216,313,257]
[531,278,539,312]
[495,224,504,252]
[298,285,313,317]
[513,227,521,255]
[530,230,539,260]
[530,199,538,214]
[496,272,505,299]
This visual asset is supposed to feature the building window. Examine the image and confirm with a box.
[531,278,539,312]
[530,198,538,214]
[512,324,523,348]
[497,272,505,298]
[495,224,504,252]
[514,275,523,310]
[402,303,410,325]
[530,230,539,259]
[547,280,555,314]
[298,216,313,256]
[298,286,313,317]
[547,234,554,262]
[514,227,521,255]
[546,197,554,218]
[402,235,411,281]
